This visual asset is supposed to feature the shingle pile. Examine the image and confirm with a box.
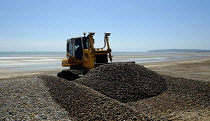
[127,75,210,120]
[41,62,209,120]
[75,63,167,103]
[0,77,71,121]
[2,61,209,120]
[42,75,153,120]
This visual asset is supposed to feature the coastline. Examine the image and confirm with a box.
[1,55,210,81]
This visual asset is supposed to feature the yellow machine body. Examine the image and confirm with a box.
[62,32,112,70]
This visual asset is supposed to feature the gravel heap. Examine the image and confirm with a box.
[0,77,71,121]
[41,75,153,120]
[163,76,210,111]
[127,75,210,120]
[75,63,167,103]
[1,64,209,120]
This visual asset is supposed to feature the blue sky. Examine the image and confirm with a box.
[0,0,210,52]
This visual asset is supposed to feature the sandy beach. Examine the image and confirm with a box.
[146,56,210,82]
[0,54,210,120]
[1,55,210,81]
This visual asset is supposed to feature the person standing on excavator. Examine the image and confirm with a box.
[75,40,83,60]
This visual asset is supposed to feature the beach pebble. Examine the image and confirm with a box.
[75,62,167,103]
[1,61,210,120]
[0,77,72,120]
[41,75,153,120]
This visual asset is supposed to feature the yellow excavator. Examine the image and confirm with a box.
[57,32,113,80]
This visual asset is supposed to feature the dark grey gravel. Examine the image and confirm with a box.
[127,75,210,120]
[1,62,209,120]
[0,77,72,121]
[41,75,153,121]
[75,63,167,103]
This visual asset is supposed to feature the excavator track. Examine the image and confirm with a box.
[57,69,81,81]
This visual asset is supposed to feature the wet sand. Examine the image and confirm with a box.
[146,57,210,82]
[1,56,210,81]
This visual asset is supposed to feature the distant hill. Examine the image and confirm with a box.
[148,49,210,52]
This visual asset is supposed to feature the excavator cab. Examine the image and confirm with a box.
[67,37,88,60]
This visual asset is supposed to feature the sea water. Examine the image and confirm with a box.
[116,52,210,62]
[0,52,65,70]
[0,52,210,70]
